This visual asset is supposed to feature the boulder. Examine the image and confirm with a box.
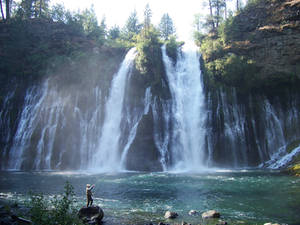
[188,210,198,215]
[78,206,104,225]
[201,210,220,219]
[264,223,281,225]
[217,220,228,225]
[180,222,191,225]
[164,211,178,219]
[158,222,167,225]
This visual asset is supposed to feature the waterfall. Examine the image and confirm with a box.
[2,43,300,171]
[162,43,207,171]
[120,87,152,170]
[0,88,16,169]
[152,97,171,171]
[8,82,49,170]
[91,48,137,172]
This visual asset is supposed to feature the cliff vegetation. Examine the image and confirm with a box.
[195,0,300,93]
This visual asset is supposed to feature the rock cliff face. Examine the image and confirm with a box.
[201,0,300,168]
[225,0,300,80]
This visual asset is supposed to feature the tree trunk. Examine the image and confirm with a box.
[39,0,42,17]
[0,0,5,20]
[5,0,9,19]
[216,0,220,28]
[208,0,215,30]
[224,1,227,19]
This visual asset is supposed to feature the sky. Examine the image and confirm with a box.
[50,0,206,41]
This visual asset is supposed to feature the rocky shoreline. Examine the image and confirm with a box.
[0,199,285,225]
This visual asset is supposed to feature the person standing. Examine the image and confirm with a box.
[86,184,95,207]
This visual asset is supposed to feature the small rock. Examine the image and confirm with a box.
[78,206,104,224]
[188,210,198,215]
[201,210,221,219]
[180,221,191,225]
[158,222,166,225]
[217,220,228,225]
[164,210,178,219]
[264,223,281,225]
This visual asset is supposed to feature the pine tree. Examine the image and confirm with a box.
[143,3,152,34]
[125,9,140,34]
[159,13,175,40]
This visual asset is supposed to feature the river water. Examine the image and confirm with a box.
[0,171,300,225]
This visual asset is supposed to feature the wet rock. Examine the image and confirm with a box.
[188,210,198,215]
[217,220,228,225]
[78,206,104,225]
[164,211,178,219]
[158,222,167,225]
[264,223,281,225]
[201,210,221,219]
[179,222,191,225]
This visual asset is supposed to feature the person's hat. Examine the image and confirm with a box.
[86,184,91,187]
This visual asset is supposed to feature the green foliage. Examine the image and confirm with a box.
[143,4,152,34]
[158,13,175,41]
[193,31,206,47]
[123,9,141,40]
[218,15,236,44]
[50,3,67,22]
[200,36,225,62]
[108,25,121,40]
[135,25,168,97]
[286,139,300,153]
[203,53,260,90]
[244,0,267,11]
[50,181,80,225]
[15,0,50,19]
[288,163,300,176]
[28,193,49,224]
[135,26,162,75]
[165,35,184,63]
[27,182,83,225]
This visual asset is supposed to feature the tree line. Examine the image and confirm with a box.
[194,0,246,33]
[0,0,177,46]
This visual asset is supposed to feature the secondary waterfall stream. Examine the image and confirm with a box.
[162,43,207,171]
[90,48,137,172]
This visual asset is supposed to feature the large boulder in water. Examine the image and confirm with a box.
[78,206,104,224]
[164,210,178,219]
[201,210,220,219]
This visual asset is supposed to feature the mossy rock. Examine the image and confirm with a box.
[286,139,300,153]
[287,163,300,176]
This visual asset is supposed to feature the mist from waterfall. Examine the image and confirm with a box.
[90,48,137,172]
[2,43,300,172]
[162,43,207,172]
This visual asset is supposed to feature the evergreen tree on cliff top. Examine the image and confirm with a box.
[159,13,175,41]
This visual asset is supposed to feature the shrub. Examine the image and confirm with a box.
[135,26,162,75]
[165,35,184,63]
[200,37,225,62]
[27,182,84,225]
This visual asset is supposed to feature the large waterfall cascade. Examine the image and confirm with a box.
[1,44,300,171]
[162,43,207,171]
[90,48,138,172]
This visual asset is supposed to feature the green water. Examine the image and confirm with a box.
[0,170,300,225]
